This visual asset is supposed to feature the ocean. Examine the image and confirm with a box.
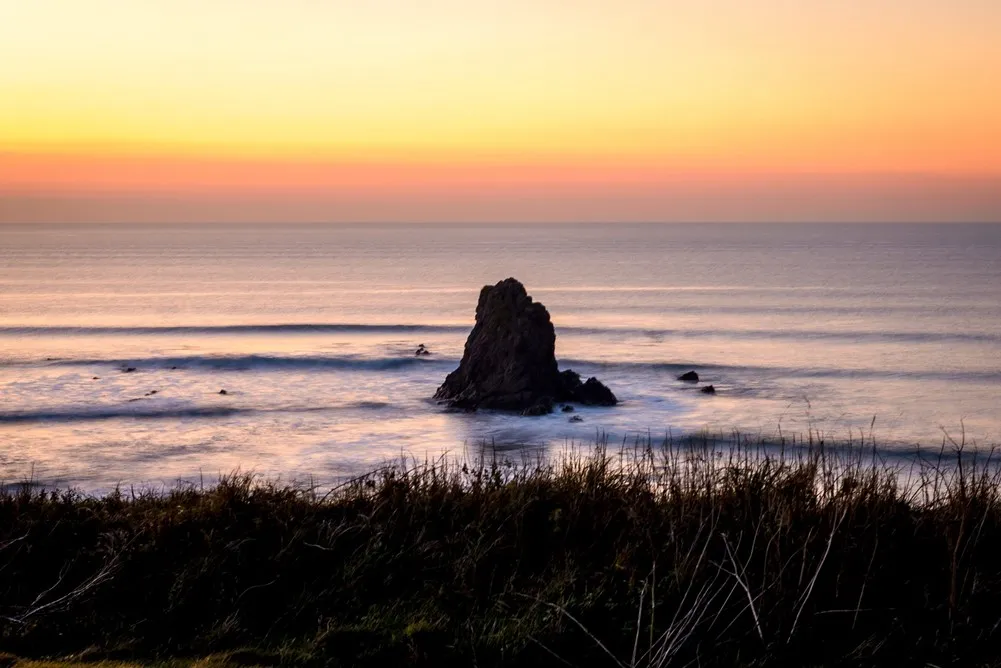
[1,223,999,492]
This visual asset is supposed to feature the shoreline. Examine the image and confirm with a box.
[4,426,998,496]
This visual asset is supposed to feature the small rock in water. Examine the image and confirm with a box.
[218,389,228,395]
[569,415,584,423]
[678,370,699,382]
[415,343,431,356]
[122,367,137,373]
[92,376,99,380]
[573,376,617,406]
[701,385,716,394]
[561,404,575,413]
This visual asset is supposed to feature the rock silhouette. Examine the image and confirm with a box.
[701,385,716,394]
[521,397,554,416]
[434,278,617,412]
[678,370,699,382]
[560,370,618,406]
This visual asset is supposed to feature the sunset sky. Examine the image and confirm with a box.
[2,0,1000,222]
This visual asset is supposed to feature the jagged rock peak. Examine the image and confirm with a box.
[434,278,617,413]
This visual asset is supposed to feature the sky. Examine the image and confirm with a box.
[1,0,1000,223]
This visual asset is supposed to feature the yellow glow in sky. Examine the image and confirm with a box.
[1,0,1000,221]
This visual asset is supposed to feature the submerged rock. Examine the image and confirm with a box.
[561,404,575,413]
[218,389,228,395]
[678,370,699,382]
[442,405,477,414]
[569,415,584,423]
[701,385,716,394]
[434,278,617,411]
[415,344,431,356]
[521,397,554,417]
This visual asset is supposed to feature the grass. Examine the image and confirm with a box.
[0,654,276,667]
[2,431,1001,667]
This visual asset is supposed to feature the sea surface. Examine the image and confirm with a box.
[1,223,999,492]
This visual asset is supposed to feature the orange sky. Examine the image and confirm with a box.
[2,0,1000,222]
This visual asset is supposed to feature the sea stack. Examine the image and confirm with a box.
[434,278,617,414]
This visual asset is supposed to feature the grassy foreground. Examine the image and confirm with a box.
[3,436,1001,667]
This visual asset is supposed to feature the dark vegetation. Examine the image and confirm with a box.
[3,434,1001,667]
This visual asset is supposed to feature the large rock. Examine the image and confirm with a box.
[434,278,617,412]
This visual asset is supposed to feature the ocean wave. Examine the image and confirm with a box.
[7,351,998,384]
[2,322,998,345]
[26,354,454,371]
[558,327,1001,344]
[0,406,246,423]
[558,359,1001,383]
[0,401,395,424]
[0,324,468,336]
